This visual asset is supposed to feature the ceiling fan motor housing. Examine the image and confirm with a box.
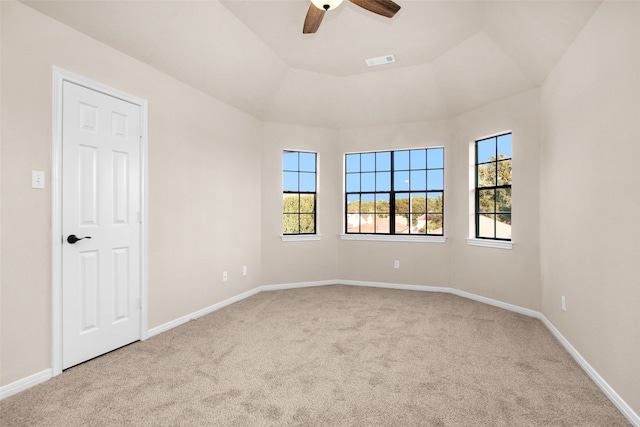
[311,0,344,11]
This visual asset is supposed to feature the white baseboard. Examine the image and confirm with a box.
[259,279,339,292]
[538,314,639,426]
[146,281,340,340]
[342,280,639,426]
[341,280,542,318]
[147,281,340,338]
[341,279,451,294]
[0,369,52,400]
[449,288,541,318]
[147,287,261,338]
[3,280,639,426]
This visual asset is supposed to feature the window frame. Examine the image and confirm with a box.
[474,133,512,242]
[344,148,444,237]
[282,150,317,236]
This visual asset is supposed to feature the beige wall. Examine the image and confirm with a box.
[449,89,541,310]
[1,1,263,385]
[147,82,263,328]
[337,92,541,312]
[260,122,340,285]
[1,0,638,418]
[540,1,640,413]
[337,120,453,287]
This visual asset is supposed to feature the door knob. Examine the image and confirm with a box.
[67,234,92,244]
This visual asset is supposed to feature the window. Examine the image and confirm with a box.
[283,151,317,234]
[475,133,512,240]
[345,148,444,235]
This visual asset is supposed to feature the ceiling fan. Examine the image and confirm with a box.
[303,0,401,34]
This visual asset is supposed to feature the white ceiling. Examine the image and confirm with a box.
[22,0,601,129]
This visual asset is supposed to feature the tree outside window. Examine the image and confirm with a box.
[345,148,444,235]
[475,134,512,240]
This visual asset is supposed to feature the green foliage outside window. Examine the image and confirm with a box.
[345,148,444,235]
[346,194,443,233]
[475,133,512,240]
[283,195,315,234]
[283,150,317,235]
[478,154,512,225]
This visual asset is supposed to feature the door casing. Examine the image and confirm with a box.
[51,68,149,375]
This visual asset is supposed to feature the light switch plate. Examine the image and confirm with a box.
[32,171,45,189]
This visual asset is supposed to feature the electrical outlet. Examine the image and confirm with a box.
[222,271,228,282]
[394,260,400,269]
[31,171,45,189]
[242,266,247,276]
[561,296,566,311]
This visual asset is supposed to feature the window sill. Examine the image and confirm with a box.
[466,238,513,250]
[340,234,447,243]
[281,234,322,242]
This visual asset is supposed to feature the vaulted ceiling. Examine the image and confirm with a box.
[22,0,601,129]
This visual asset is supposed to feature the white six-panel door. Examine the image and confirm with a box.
[61,81,142,369]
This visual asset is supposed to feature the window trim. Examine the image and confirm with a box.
[341,234,446,243]
[466,237,513,250]
[344,147,445,237]
[473,133,512,242]
[282,150,317,236]
[281,234,322,242]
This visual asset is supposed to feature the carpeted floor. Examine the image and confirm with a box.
[0,285,630,426]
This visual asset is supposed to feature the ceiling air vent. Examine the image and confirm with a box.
[365,54,396,67]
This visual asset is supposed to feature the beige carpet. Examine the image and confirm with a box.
[0,285,630,426]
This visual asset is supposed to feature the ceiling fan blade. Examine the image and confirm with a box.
[303,3,326,34]
[349,0,400,18]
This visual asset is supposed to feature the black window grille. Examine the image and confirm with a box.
[345,148,444,235]
[475,133,512,240]
[283,151,317,234]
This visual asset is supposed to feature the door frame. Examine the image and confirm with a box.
[51,67,149,376]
